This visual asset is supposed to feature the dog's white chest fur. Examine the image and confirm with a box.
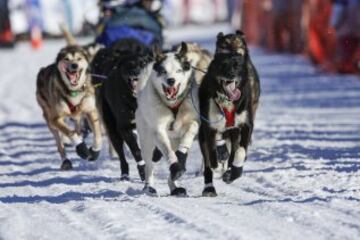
[209,99,248,132]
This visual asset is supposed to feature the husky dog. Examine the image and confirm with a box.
[216,31,260,117]
[198,31,260,197]
[100,40,154,181]
[136,44,200,196]
[36,45,102,170]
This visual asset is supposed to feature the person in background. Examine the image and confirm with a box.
[330,0,360,73]
[240,0,262,45]
[96,0,164,47]
[0,0,15,48]
[271,0,303,53]
[306,0,336,71]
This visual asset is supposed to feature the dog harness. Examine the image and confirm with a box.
[62,86,86,114]
[222,107,236,128]
[64,98,78,114]
[215,92,238,128]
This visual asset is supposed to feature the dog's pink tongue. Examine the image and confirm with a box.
[68,72,78,85]
[226,82,241,101]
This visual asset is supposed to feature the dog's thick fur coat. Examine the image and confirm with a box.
[136,43,209,196]
[198,31,260,196]
[98,39,154,181]
[36,45,102,170]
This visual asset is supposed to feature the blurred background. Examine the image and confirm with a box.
[0,0,359,74]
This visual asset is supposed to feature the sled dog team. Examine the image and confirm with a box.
[36,31,261,197]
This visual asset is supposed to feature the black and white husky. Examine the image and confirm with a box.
[198,31,260,197]
[136,44,200,196]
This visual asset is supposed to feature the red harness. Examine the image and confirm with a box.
[64,98,78,114]
[222,107,236,128]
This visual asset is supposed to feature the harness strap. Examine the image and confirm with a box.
[222,107,236,128]
[64,97,78,113]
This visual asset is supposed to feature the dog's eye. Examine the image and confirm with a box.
[176,69,182,73]
[64,57,70,61]
[182,61,191,71]
[154,65,166,75]
[76,58,82,61]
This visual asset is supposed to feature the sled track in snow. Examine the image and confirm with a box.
[0,40,360,239]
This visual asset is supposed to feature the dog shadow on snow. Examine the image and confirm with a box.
[0,173,126,204]
[0,190,125,204]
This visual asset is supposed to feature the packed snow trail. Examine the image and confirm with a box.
[1,26,360,240]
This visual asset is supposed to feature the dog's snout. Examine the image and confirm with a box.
[70,63,78,71]
[167,78,176,86]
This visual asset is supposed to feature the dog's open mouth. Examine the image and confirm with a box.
[129,76,139,94]
[65,69,81,86]
[224,81,241,101]
[162,83,180,100]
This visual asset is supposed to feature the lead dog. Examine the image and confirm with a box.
[36,45,102,170]
[198,31,260,197]
[136,43,202,196]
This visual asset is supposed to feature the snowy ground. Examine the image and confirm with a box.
[0,26,360,240]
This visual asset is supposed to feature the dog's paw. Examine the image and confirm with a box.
[137,164,146,181]
[202,186,217,197]
[60,159,73,170]
[143,184,158,196]
[216,144,229,162]
[175,150,187,171]
[169,162,185,181]
[88,147,100,161]
[120,174,130,181]
[76,142,90,159]
[152,148,163,162]
[222,166,243,184]
[170,187,187,197]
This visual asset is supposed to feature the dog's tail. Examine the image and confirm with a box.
[59,23,77,46]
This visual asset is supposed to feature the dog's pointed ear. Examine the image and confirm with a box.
[177,42,188,58]
[152,44,164,61]
[236,30,245,37]
[217,32,224,40]
[56,47,67,63]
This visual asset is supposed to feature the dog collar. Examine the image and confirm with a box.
[69,84,86,97]
[70,90,80,97]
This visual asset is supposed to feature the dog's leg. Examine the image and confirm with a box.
[155,127,184,181]
[86,110,102,161]
[176,121,199,172]
[53,129,72,170]
[199,126,218,197]
[167,138,187,197]
[108,132,129,180]
[202,166,217,197]
[52,116,90,160]
[223,125,252,184]
[101,99,129,179]
[136,117,157,194]
[119,128,145,181]
[216,133,229,162]
[47,119,72,170]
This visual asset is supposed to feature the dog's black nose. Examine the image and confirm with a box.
[167,78,176,86]
[70,63,78,70]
